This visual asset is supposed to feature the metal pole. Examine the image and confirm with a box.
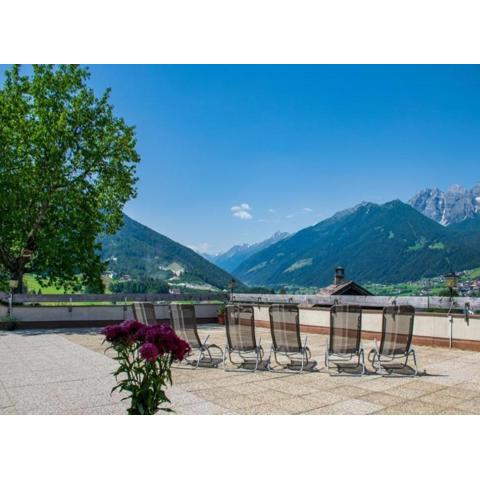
[447,295,455,349]
[449,315,453,349]
[8,291,12,318]
[123,296,128,320]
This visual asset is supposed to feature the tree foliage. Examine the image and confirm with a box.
[110,278,170,294]
[0,65,140,292]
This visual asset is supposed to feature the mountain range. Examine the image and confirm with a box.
[206,231,290,272]
[409,183,480,225]
[100,183,480,290]
[232,200,480,287]
[100,215,239,290]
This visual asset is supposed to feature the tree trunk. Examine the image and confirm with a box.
[11,269,24,294]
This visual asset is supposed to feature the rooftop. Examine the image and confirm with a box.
[316,266,373,296]
[2,325,480,414]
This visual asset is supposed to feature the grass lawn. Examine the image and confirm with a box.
[24,274,114,295]
[23,274,71,294]
[463,267,480,280]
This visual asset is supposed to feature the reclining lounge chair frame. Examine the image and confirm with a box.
[169,303,223,368]
[369,304,417,375]
[223,304,264,372]
[325,304,365,375]
[132,301,160,325]
[267,304,314,373]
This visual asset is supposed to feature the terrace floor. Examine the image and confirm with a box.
[2,325,480,414]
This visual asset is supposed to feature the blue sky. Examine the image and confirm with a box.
[2,65,480,254]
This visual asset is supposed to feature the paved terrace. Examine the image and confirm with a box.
[2,325,480,414]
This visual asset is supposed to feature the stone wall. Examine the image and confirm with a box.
[3,300,480,351]
[252,305,480,351]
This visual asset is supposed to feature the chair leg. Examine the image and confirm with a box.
[411,349,418,376]
[375,350,418,376]
[266,346,274,371]
[205,346,213,363]
[360,348,366,376]
[325,354,332,376]
[195,348,205,369]
[376,353,385,375]
[223,346,228,372]
[298,349,305,374]
[254,348,260,373]
[324,338,329,368]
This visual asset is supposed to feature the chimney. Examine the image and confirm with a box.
[334,266,345,285]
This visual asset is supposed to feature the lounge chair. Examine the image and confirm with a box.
[223,304,264,372]
[325,304,365,375]
[169,303,223,368]
[132,301,159,325]
[369,305,417,375]
[267,304,316,373]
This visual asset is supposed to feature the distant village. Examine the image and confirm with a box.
[365,269,480,297]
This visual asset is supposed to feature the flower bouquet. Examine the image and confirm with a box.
[102,319,190,415]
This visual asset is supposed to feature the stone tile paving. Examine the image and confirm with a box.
[3,325,480,414]
[0,329,125,414]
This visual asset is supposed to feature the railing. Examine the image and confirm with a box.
[2,291,478,311]
[0,292,480,311]
[232,293,480,312]
[0,292,228,305]
[0,292,224,329]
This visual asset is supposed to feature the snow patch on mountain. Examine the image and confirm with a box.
[409,183,480,225]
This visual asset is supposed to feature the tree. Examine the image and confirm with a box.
[238,285,275,294]
[110,278,170,294]
[0,65,140,293]
[437,288,459,297]
[0,266,8,292]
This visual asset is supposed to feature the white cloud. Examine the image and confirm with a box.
[268,208,276,213]
[233,210,253,220]
[231,203,253,220]
[286,214,294,219]
[188,242,210,254]
[303,207,313,212]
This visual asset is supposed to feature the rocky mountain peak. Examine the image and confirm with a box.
[409,183,480,225]
[447,184,466,194]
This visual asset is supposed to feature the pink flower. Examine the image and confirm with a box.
[122,319,144,335]
[139,342,159,362]
[103,319,190,362]
[144,323,191,360]
[102,324,126,343]
[171,337,190,361]
[102,320,144,346]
